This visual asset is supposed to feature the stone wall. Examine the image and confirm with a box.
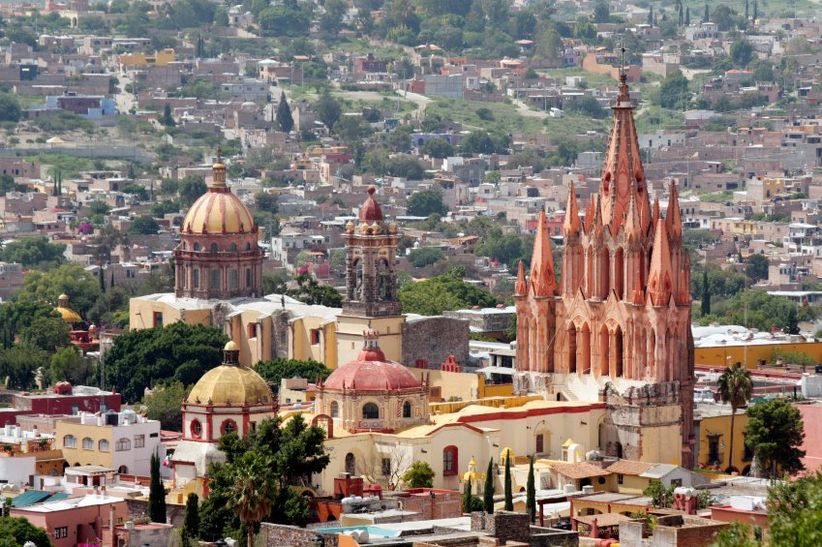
[124,498,185,528]
[260,523,331,547]
[403,316,469,368]
[469,511,531,545]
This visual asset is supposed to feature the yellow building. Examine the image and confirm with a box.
[118,48,175,67]
[695,341,822,369]
[697,411,751,474]
[55,411,163,476]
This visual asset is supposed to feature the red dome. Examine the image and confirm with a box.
[359,186,383,222]
[324,352,421,391]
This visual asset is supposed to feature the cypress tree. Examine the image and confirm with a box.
[149,452,167,523]
[685,6,690,25]
[704,3,709,23]
[678,3,683,26]
[503,454,513,511]
[275,91,294,133]
[182,493,199,546]
[462,479,473,513]
[701,269,711,316]
[752,0,757,20]
[483,458,495,513]
[110,270,115,288]
[745,0,749,20]
[98,265,105,293]
[647,5,654,26]
[526,456,536,523]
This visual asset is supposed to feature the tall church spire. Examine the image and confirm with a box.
[530,211,555,297]
[514,260,527,296]
[563,181,581,237]
[647,218,673,306]
[599,75,648,234]
[665,180,683,240]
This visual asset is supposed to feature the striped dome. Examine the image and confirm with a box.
[182,187,255,235]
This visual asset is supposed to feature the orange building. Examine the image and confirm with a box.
[515,75,694,466]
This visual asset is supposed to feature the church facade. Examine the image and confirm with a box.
[515,76,695,467]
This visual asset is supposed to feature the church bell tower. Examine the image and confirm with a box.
[335,187,405,367]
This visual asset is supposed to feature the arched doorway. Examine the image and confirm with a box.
[345,452,356,475]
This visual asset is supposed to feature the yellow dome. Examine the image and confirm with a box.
[224,340,240,351]
[187,365,273,406]
[55,306,82,323]
[182,188,255,235]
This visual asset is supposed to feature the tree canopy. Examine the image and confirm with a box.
[254,358,330,389]
[657,71,690,109]
[0,516,53,546]
[401,461,435,488]
[407,189,449,217]
[104,322,228,402]
[199,415,329,541]
[399,267,497,315]
[0,236,65,267]
[745,398,805,478]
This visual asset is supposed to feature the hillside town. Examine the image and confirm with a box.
[0,0,821,545]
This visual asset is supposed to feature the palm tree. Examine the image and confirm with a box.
[230,453,276,547]
[717,363,753,473]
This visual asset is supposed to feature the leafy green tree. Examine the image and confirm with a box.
[182,493,200,546]
[460,130,508,155]
[0,93,21,122]
[701,269,711,316]
[407,247,444,267]
[503,454,513,511]
[421,138,455,159]
[0,516,53,546]
[767,470,822,546]
[745,398,805,478]
[385,155,425,179]
[149,451,167,523]
[160,103,175,127]
[254,358,330,388]
[0,345,50,389]
[19,315,70,353]
[178,175,208,207]
[287,273,342,307]
[483,458,495,513]
[142,381,187,431]
[201,416,329,540]
[0,174,23,196]
[399,268,497,315]
[712,5,740,30]
[0,236,65,267]
[711,521,760,547]
[593,0,609,22]
[334,116,372,141]
[731,38,754,67]
[408,190,449,217]
[745,253,769,283]
[717,363,753,472]
[644,479,674,507]
[129,216,160,235]
[526,455,536,523]
[19,263,102,319]
[104,323,228,402]
[255,192,278,214]
[0,299,56,349]
[275,91,293,133]
[564,95,607,118]
[48,345,93,386]
[315,91,342,128]
[401,461,435,488]
[657,71,690,109]
[231,452,275,547]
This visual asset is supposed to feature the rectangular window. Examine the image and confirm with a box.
[229,269,238,290]
[134,434,145,448]
[193,269,200,288]
[381,457,391,477]
[618,474,624,485]
[152,312,163,328]
[149,432,159,438]
[210,269,220,289]
[55,527,68,539]
[247,323,257,339]
[310,329,321,345]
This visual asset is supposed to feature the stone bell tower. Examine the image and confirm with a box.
[335,186,405,367]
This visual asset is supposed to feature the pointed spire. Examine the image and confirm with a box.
[598,77,646,233]
[530,211,556,297]
[630,264,645,305]
[211,145,227,189]
[584,194,596,234]
[563,181,580,237]
[514,260,527,296]
[647,218,673,306]
[665,180,683,240]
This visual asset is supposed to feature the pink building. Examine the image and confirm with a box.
[796,403,822,473]
[10,493,128,547]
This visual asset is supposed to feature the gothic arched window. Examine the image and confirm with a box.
[362,403,379,420]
